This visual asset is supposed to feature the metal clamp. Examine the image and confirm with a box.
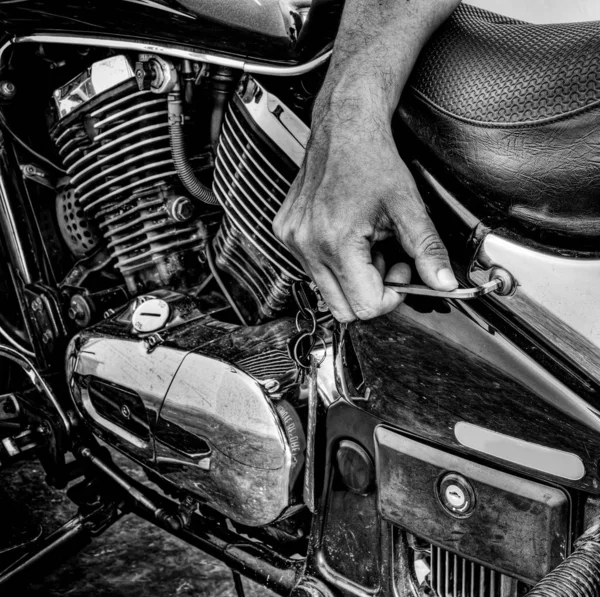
[385,269,514,300]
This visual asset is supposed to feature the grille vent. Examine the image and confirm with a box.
[235,349,296,381]
[212,88,305,320]
[430,545,525,597]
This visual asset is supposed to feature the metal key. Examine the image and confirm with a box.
[385,271,514,300]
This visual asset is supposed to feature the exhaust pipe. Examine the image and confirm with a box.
[527,520,600,596]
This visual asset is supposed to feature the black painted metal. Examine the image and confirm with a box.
[0,0,342,64]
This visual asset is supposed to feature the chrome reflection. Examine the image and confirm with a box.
[53,55,135,119]
[454,421,585,481]
[470,232,600,384]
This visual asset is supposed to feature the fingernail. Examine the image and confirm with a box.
[437,268,458,290]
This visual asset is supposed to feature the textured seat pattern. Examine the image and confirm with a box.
[410,5,600,124]
[399,4,600,243]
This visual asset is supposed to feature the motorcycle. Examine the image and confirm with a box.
[0,1,599,596]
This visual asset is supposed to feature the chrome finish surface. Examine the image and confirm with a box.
[131,297,170,333]
[238,77,310,167]
[11,35,332,77]
[0,344,71,434]
[0,323,34,357]
[156,351,293,526]
[315,343,340,408]
[67,302,302,527]
[454,421,585,481]
[53,55,134,119]
[385,277,504,300]
[212,77,306,319]
[0,160,32,283]
[470,233,600,384]
[51,58,207,293]
[67,335,185,451]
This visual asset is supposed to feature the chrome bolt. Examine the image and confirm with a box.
[170,196,194,222]
[0,81,16,99]
[263,379,280,393]
[41,331,52,344]
[121,405,131,419]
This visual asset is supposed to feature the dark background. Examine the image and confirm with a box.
[2,453,275,597]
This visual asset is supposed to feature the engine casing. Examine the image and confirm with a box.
[66,291,303,526]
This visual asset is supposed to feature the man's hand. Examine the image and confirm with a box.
[274,120,456,322]
[273,0,460,322]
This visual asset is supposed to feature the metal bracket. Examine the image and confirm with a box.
[385,269,514,300]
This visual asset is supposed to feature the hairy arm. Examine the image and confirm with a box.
[274,0,461,322]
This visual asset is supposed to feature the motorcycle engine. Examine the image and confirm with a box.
[51,54,319,526]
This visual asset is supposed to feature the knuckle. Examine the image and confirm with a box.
[415,232,447,258]
[316,229,342,259]
[353,304,379,321]
[333,311,356,324]
[293,226,312,251]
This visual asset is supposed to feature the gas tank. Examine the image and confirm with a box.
[0,0,342,64]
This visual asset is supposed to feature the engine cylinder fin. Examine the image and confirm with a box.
[213,173,302,280]
[221,114,289,199]
[212,87,308,320]
[67,123,170,173]
[51,58,207,293]
[79,159,175,206]
[213,156,295,262]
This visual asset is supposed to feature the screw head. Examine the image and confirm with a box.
[131,297,170,333]
[121,405,131,419]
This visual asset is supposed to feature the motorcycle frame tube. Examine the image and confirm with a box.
[8,35,332,77]
[128,487,304,595]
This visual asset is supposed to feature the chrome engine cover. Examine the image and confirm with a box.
[66,291,302,526]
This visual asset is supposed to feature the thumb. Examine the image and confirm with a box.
[393,209,458,291]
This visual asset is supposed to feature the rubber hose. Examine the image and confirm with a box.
[527,522,600,597]
[168,90,220,205]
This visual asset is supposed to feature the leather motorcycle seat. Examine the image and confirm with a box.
[399,4,600,244]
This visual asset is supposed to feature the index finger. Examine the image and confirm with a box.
[330,241,406,321]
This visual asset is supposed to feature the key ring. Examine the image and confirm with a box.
[295,309,317,336]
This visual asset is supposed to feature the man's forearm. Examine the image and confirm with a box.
[314,0,460,130]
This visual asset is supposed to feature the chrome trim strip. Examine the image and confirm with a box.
[11,35,332,77]
[454,421,586,481]
[470,233,600,385]
[0,163,32,283]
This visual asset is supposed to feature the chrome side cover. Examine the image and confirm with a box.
[470,232,600,385]
[66,306,295,527]
[156,352,292,526]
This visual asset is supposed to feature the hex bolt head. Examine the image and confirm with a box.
[170,196,194,222]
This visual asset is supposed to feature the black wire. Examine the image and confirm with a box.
[0,111,67,175]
